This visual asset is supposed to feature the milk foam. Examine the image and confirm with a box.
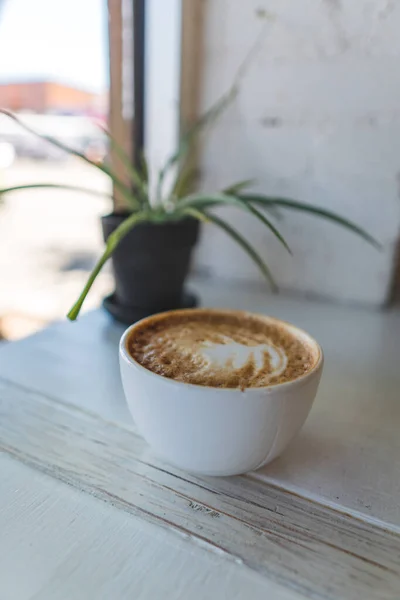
[129,310,315,388]
[198,336,288,378]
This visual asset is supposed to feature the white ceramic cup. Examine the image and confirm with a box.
[119,309,324,476]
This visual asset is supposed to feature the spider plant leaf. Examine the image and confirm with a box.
[225,188,282,221]
[0,183,139,211]
[177,193,292,254]
[157,84,238,201]
[0,183,114,199]
[99,125,148,203]
[172,166,199,199]
[182,84,238,142]
[67,211,148,321]
[257,203,283,221]
[139,151,149,183]
[241,194,381,248]
[221,179,254,195]
[240,198,291,254]
[0,109,138,209]
[200,209,277,290]
[182,207,210,223]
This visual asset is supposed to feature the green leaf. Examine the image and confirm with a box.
[0,183,112,200]
[139,151,149,183]
[200,209,278,290]
[182,207,210,223]
[177,192,269,213]
[231,195,291,254]
[256,202,283,221]
[172,166,199,199]
[175,194,219,210]
[222,187,282,220]
[180,84,238,144]
[0,109,138,209]
[67,211,148,321]
[177,193,292,254]
[100,125,148,205]
[221,179,254,195]
[157,84,238,201]
[241,194,381,248]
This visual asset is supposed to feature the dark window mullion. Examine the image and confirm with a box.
[132,0,145,171]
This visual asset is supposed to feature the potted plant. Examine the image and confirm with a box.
[0,97,378,323]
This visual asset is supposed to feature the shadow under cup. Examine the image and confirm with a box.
[119,310,324,476]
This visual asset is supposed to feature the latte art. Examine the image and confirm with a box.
[199,337,288,379]
[127,309,317,389]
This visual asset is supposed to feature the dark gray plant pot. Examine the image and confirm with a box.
[101,213,200,324]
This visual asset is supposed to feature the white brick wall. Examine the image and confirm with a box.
[194,0,400,305]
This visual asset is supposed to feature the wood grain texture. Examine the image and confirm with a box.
[1,456,294,600]
[107,0,132,211]
[0,286,399,530]
[0,378,399,600]
[180,0,204,128]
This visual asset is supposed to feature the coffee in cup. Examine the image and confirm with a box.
[127,309,318,390]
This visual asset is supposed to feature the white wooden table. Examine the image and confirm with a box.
[0,280,399,600]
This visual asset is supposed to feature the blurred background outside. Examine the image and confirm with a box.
[0,0,111,339]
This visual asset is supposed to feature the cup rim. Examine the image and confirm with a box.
[119,308,324,393]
